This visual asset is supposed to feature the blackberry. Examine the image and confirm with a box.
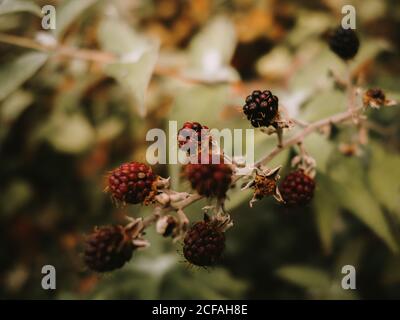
[280,170,315,206]
[243,90,279,128]
[183,215,225,267]
[83,225,134,272]
[184,154,232,199]
[328,27,360,60]
[177,121,210,152]
[107,162,156,205]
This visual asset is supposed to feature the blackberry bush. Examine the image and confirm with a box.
[2,0,400,300]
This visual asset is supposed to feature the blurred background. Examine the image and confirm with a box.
[0,0,400,299]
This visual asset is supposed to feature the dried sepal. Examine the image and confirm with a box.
[363,88,398,109]
[271,111,294,130]
[154,190,191,207]
[156,215,179,238]
[201,205,233,232]
[242,165,283,207]
[338,142,363,157]
[124,217,150,248]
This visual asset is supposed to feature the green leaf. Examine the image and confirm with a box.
[225,186,252,211]
[289,43,333,92]
[104,41,159,117]
[313,173,340,254]
[352,38,392,68]
[330,157,398,252]
[170,84,230,126]
[54,0,98,38]
[303,132,334,173]
[98,17,160,117]
[256,46,292,79]
[277,265,331,290]
[0,52,48,101]
[0,89,33,142]
[357,0,387,21]
[382,256,400,285]
[301,89,346,122]
[0,179,32,218]
[368,142,400,218]
[185,16,239,82]
[334,238,365,279]
[98,18,149,56]
[46,113,95,154]
[0,14,23,32]
[287,11,332,47]
[161,267,247,300]
[0,89,33,122]
[96,118,124,142]
[0,0,41,16]
[97,18,159,116]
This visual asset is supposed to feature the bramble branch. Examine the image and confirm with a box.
[0,33,237,85]
[255,103,364,167]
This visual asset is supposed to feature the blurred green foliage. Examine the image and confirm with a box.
[0,0,400,299]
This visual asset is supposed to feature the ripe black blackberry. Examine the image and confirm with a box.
[177,121,210,152]
[184,154,232,199]
[183,215,225,267]
[328,27,360,60]
[107,162,156,205]
[83,225,134,272]
[280,170,315,206]
[243,90,279,128]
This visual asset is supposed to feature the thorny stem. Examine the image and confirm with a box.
[0,33,115,62]
[172,194,203,210]
[291,118,309,128]
[255,103,364,167]
[142,213,159,229]
[176,209,189,227]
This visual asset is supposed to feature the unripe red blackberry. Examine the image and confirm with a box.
[280,170,315,206]
[184,154,232,199]
[83,225,134,273]
[107,162,156,205]
[177,121,210,152]
[183,215,225,267]
[328,27,360,60]
[243,90,279,128]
